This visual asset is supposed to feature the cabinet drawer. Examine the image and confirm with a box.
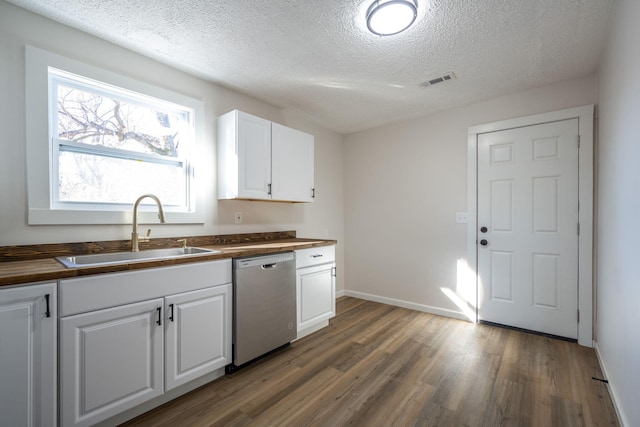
[295,245,335,269]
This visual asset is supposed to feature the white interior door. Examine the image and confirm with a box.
[477,119,579,339]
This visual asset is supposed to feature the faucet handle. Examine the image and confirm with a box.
[177,239,187,249]
[138,228,151,244]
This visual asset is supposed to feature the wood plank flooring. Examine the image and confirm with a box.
[123,297,619,427]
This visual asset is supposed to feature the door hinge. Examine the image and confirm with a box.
[577,309,580,322]
[577,135,581,148]
[577,222,580,235]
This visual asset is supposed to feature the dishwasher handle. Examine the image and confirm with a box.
[235,252,295,269]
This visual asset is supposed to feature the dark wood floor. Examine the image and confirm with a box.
[124,297,619,426]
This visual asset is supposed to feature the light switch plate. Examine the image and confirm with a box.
[235,211,243,224]
[456,212,469,224]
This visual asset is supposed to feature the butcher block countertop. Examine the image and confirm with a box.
[0,231,336,287]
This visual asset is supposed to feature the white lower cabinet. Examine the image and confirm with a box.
[0,282,57,427]
[295,246,336,339]
[165,285,232,391]
[58,260,232,427]
[60,299,164,427]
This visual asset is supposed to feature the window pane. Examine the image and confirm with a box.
[58,151,186,206]
[56,83,186,158]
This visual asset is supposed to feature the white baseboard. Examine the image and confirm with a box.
[342,290,472,322]
[594,341,628,427]
[336,289,346,298]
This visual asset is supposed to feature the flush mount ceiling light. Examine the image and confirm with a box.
[366,0,418,36]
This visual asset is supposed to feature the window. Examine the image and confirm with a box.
[51,69,192,208]
[26,46,205,224]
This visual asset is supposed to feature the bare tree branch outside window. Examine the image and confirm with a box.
[57,85,181,157]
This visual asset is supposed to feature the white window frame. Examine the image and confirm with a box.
[25,45,205,225]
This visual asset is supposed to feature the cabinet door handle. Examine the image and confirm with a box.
[267,183,272,196]
[312,188,315,198]
[45,294,51,318]
[156,307,162,326]
[332,266,337,277]
[169,304,174,322]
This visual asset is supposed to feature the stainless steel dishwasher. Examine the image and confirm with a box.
[230,252,296,370]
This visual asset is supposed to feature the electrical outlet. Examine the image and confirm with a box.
[456,212,469,224]
[234,211,243,224]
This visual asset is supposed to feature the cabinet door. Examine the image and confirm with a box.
[272,123,314,202]
[296,263,336,332]
[60,298,164,427]
[0,283,56,427]
[165,284,232,391]
[237,111,272,199]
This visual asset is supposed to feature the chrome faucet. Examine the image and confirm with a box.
[131,194,166,252]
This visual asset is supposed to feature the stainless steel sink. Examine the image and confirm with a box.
[56,247,220,268]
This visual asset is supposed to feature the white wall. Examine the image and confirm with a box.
[596,0,640,424]
[343,75,598,318]
[0,2,344,289]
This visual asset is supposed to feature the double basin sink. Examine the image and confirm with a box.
[56,247,220,268]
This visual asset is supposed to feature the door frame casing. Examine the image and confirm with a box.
[467,105,594,347]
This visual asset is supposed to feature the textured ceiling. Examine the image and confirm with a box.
[7,0,614,134]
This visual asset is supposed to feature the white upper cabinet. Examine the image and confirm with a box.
[237,112,272,200]
[217,110,315,202]
[272,123,314,202]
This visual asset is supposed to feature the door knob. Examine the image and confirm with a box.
[480,239,488,246]
[480,226,488,233]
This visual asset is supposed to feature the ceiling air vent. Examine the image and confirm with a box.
[419,72,456,88]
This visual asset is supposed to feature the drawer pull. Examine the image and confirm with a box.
[311,254,323,258]
[45,294,51,318]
